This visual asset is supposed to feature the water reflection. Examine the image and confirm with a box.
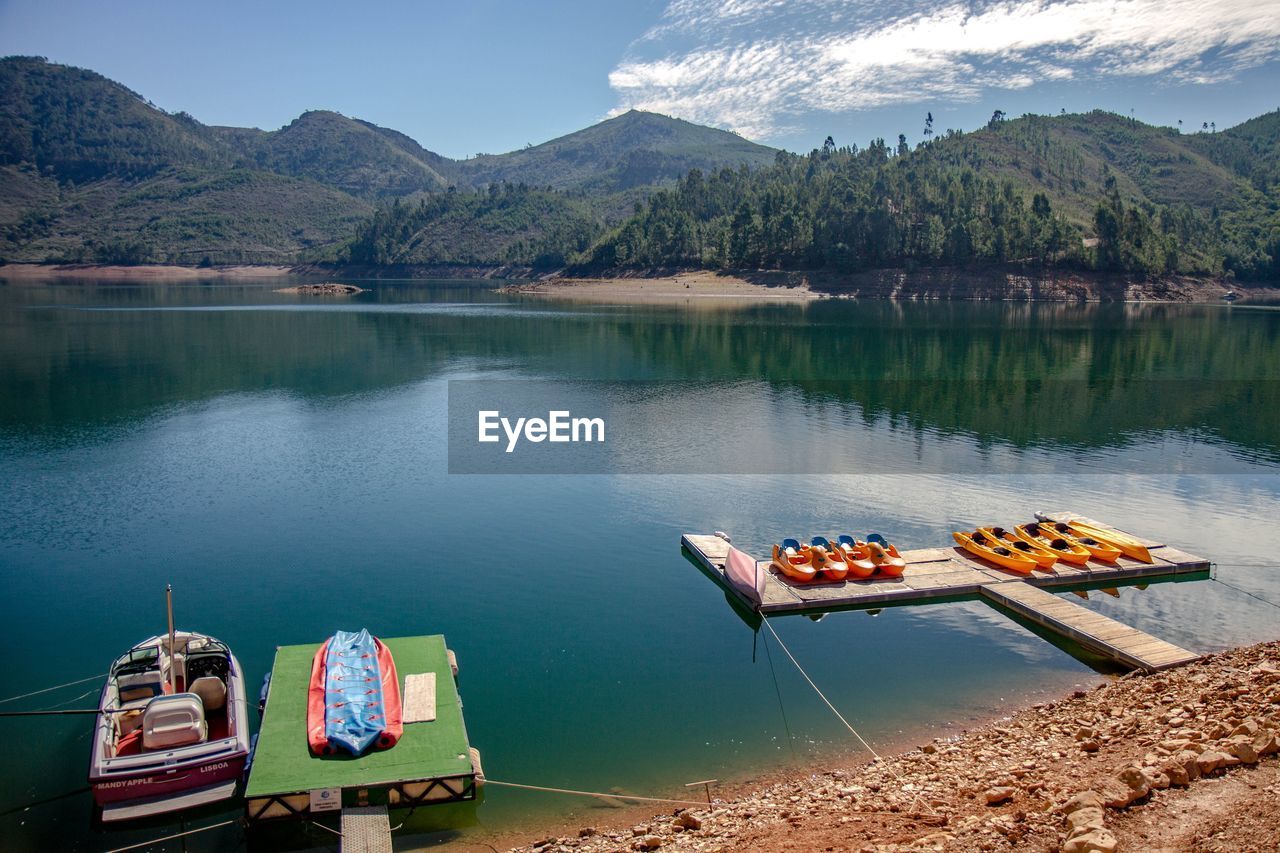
[0,280,1278,851]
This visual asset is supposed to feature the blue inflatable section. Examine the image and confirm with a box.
[323,628,385,756]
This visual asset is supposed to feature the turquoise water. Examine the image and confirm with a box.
[2,279,1279,851]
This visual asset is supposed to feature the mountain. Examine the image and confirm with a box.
[577,110,1280,280]
[210,111,453,197]
[456,110,778,192]
[0,56,233,182]
[0,57,782,264]
[2,57,1276,277]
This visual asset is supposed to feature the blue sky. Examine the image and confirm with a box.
[2,0,1278,158]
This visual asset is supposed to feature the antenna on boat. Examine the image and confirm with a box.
[166,585,177,694]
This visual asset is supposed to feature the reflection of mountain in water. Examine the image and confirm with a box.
[2,284,1278,463]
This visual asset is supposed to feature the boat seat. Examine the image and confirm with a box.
[118,672,165,703]
[142,694,206,750]
[190,676,226,712]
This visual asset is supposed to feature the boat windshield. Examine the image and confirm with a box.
[111,645,159,677]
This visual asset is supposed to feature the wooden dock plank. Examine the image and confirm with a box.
[977,583,1198,671]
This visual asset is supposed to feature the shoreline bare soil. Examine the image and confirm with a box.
[5,262,1276,306]
[0,262,296,281]
[508,268,1277,305]
[502,640,1280,852]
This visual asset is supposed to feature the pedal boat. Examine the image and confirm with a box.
[88,630,250,822]
[866,533,907,577]
[809,536,849,581]
[977,526,1057,569]
[771,539,819,583]
[834,535,877,579]
[1013,523,1092,565]
[953,530,1038,574]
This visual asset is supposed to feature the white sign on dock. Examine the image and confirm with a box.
[310,787,341,812]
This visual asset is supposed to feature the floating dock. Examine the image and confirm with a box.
[682,512,1207,672]
[245,634,481,831]
[978,582,1199,671]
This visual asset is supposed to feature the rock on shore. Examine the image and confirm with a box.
[509,640,1280,852]
[274,282,366,294]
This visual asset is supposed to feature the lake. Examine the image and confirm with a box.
[2,278,1278,851]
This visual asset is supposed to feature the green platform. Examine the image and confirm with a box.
[245,634,477,820]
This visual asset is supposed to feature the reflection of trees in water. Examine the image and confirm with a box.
[3,290,1278,460]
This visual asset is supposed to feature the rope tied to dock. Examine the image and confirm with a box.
[1209,564,1280,611]
[760,617,937,815]
[484,779,710,807]
[0,674,99,705]
[760,618,882,760]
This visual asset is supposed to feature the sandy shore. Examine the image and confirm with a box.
[506,269,1278,306]
[503,271,820,303]
[0,263,295,280]
[505,640,1280,852]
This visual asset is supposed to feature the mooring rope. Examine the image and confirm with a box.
[760,618,881,760]
[0,674,99,705]
[760,617,937,815]
[484,779,708,807]
[1210,576,1280,610]
[104,818,237,853]
[760,625,798,760]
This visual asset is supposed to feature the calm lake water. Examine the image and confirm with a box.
[2,278,1279,851]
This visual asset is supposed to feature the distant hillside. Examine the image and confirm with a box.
[576,111,1280,280]
[0,58,782,263]
[1,57,1275,277]
[0,57,233,182]
[456,110,778,192]
[211,110,453,197]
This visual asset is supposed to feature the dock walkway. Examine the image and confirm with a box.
[977,582,1199,671]
[682,513,1209,672]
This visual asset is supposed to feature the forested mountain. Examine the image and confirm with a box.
[211,111,453,197]
[1,56,1277,278]
[454,110,777,192]
[0,57,777,263]
[574,111,1280,280]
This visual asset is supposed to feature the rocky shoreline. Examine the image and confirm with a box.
[6,262,1277,305]
[273,282,366,294]
[508,640,1280,852]
[514,268,1277,304]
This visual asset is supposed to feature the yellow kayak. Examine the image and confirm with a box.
[1013,523,1091,565]
[977,527,1057,569]
[953,530,1038,575]
[1044,518,1152,563]
[1038,521,1123,562]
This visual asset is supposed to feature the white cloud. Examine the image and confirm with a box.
[609,0,1280,138]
